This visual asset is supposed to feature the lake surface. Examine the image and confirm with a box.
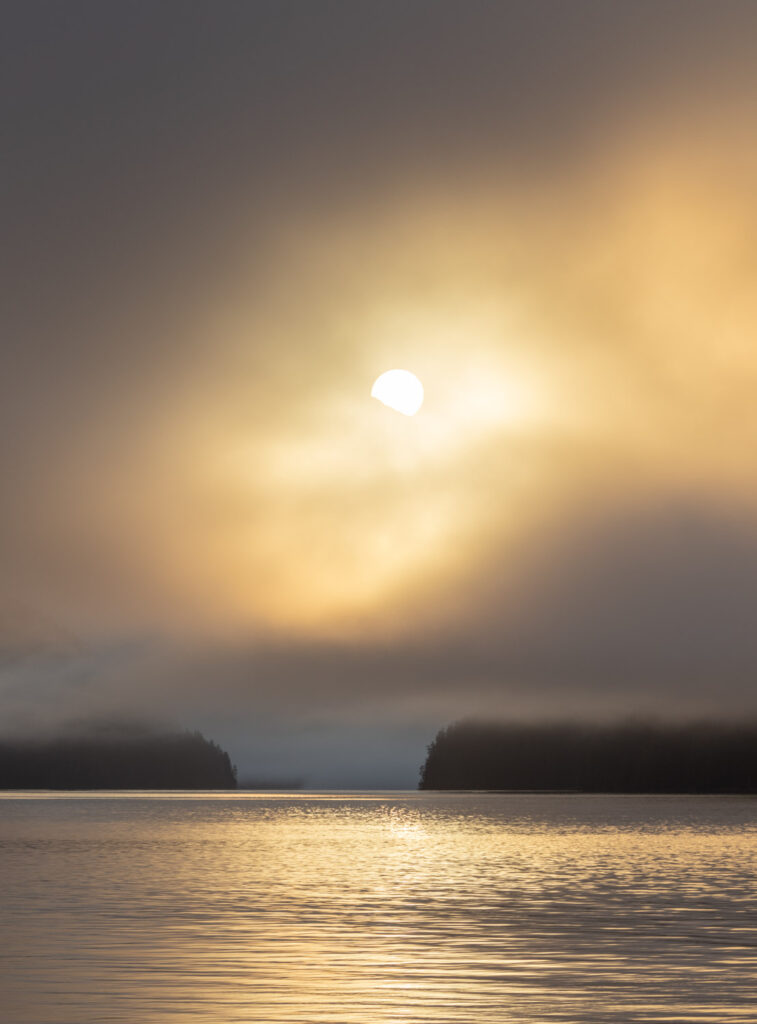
[1,792,756,1023]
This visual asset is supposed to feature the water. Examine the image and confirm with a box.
[1,793,756,1023]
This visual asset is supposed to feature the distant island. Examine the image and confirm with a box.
[237,776,304,790]
[0,728,237,789]
[419,720,757,792]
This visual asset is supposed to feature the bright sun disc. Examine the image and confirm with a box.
[371,369,424,416]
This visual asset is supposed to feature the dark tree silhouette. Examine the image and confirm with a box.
[0,729,237,789]
[419,720,757,792]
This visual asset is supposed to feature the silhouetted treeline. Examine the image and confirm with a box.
[419,720,757,792]
[0,729,237,789]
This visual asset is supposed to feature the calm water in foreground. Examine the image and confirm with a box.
[1,793,756,1023]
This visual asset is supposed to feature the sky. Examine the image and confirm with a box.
[3,1,757,786]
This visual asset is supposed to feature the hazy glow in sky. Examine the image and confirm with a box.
[3,2,757,783]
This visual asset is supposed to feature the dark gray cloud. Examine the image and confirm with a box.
[5,494,755,784]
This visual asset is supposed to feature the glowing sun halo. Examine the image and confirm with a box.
[371,369,424,416]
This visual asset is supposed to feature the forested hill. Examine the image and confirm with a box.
[419,720,757,792]
[0,730,237,789]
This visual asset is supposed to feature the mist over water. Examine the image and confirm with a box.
[2,792,756,1023]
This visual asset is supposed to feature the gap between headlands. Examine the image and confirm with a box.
[2,720,757,792]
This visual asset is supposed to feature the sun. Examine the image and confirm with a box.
[371,369,424,416]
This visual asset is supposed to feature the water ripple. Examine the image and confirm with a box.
[1,792,756,1023]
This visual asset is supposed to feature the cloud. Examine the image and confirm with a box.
[4,3,757,780]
